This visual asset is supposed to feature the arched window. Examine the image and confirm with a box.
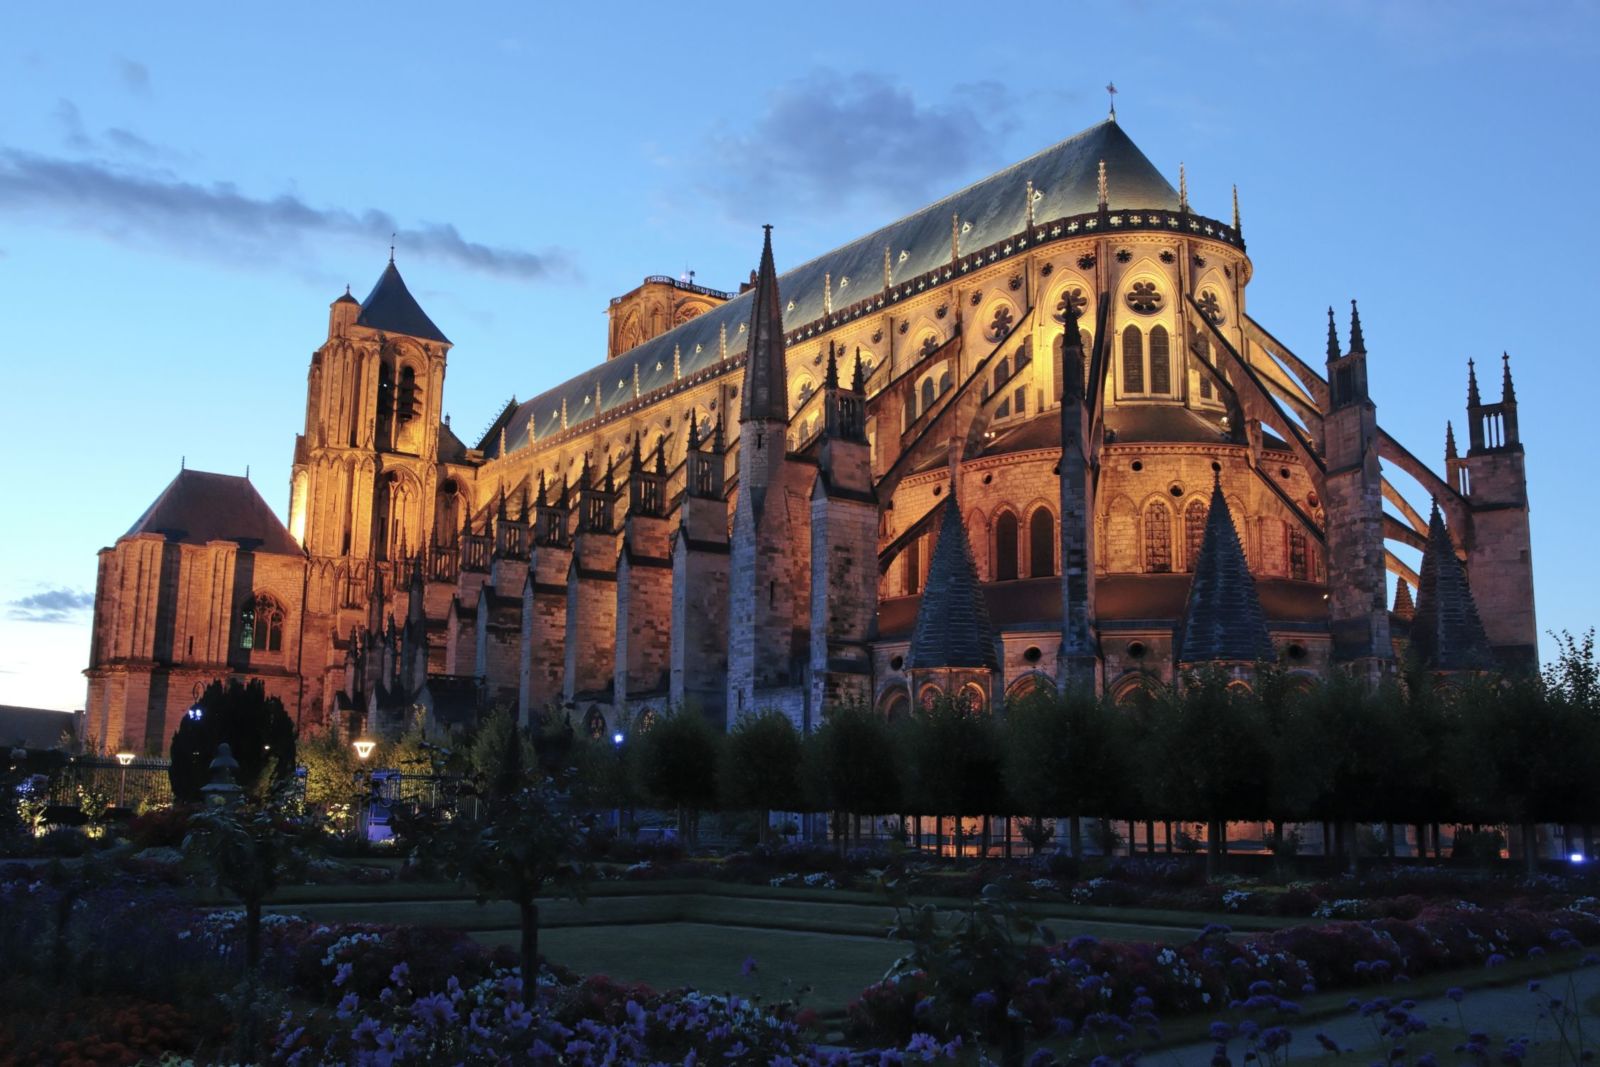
[1195,334,1213,400]
[920,377,936,416]
[993,355,1011,393]
[1122,325,1144,393]
[880,688,910,721]
[636,708,657,733]
[958,682,988,713]
[994,510,1020,581]
[938,369,952,394]
[397,366,419,421]
[1029,508,1055,577]
[1144,502,1172,573]
[1184,500,1208,571]
[1148,325,1171,394]
[585,706,605,740]
[376,363,395,446]
[241,593,284,652]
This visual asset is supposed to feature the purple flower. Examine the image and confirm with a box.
[1487,953,1508,968]
[389,960,409,986]
[411,992,457,1029]
[1529,980,1542,992]
[333,962,354,987]
[1447,987,1465,1003]
[971,990,998,1011]
[741,955,758,977]
[906,1033,940,1061]
[1209,1022,1234,1042]
[336,993,359,1019]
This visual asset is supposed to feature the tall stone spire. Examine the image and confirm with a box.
[1392,578,1415,622]
[739,225,788,425]
[1347,299,1366,355]
[1325,307,1340,361]
[1409,503,1493,671]
[1175,478,1275,666]
[1501,351,1516,403]
[907,477,998,671]
[1466,358,1481,409]
[1445,421,1458,463]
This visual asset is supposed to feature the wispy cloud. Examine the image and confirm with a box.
[693,71,1019,224]
[117,57,151,95]
[0,145,577,282]
[9,588,93,624]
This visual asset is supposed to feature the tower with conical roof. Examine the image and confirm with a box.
[1175,478,1275,669]
[1459,354,1537,669]
[1409,503,1493,672]
[727,226,810,722]
[1319,300,1392,678]
[906,467,1000,709]
[289,256,454,728]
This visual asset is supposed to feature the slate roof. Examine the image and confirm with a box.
[357,261,450,344]
[0,705,76,749]
[907,491,999,670]
[125,469,302,555]
[499,119,1179,453]
[1409,504,1493,671]
[1175,479,1275,664]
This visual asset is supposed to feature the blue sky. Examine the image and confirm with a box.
[2,2,1595,710]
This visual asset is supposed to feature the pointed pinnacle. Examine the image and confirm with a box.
[630,432,643,471]
[1445,420,1458,462]
[1348,299,1366,354]
[1178,162,1189,212]
[1467,358,1481,407]
[852,347,867,393]
[686,410,701,450]
[536,469,548,506]
[654,437,666,475]
[1097,160,1108,209]
[824,340,839,389]
[1501,351,1516,402]
[1325,307,1341,361]
[1232,184,1241,232]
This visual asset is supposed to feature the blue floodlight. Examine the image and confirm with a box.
[1571,853,1586,864]
[185,705,204,721]
[612,732,625,746]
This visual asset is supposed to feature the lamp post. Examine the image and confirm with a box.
[115,751,134,809]
[353,738,375,839]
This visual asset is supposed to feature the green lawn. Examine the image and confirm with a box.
[476,921,904,1014]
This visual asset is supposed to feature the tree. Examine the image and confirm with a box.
[1001,688,1070,854]
[804,703,900,850]
[427,710,590,1007]
[721,711,803,844]
[1151,667,1269,879]
[168,679,295,803]
[899,696,1006,857]
[636,709,722,845]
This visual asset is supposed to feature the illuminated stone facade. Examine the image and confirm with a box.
[84,117,1536,753]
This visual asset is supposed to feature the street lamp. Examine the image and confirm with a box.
[115,751,134,809]
[352,739,376,840]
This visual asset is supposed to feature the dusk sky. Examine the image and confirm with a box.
[2,2,1595,711]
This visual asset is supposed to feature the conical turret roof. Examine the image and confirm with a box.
[907,490,998,670]
[740,226,788,424]
[357,260,449,344]
[1410,504,1493,671]
[1176,480,1275,665]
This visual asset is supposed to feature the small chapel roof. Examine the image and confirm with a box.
[1409,504,1494,671]
[907,492,999,670]
[124,469,302,555]
[356,260,450,344]
[1175,479,1275,665]
[498,119,1179,454]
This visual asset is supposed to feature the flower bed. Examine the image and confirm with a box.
[846,902,1600,1045]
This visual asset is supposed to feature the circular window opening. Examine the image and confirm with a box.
[983,472,994,485]
[932,484,942,497]
[1169,484,1184,498]
[1127,641,1147,659]
[1131,460,1143,472]
[1023,646,1043,664]
[1278,467,1290,479]
[1287,643,1308,660]
[1211,461,1222,473]
[442,479,457,495]
[889,654,905,672]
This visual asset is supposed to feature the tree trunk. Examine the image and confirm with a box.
[1145,821,1156,854]
[1164,821,1174,854]
[518,899,540,1008]
[1346,821,1361,876]
[1069,815,1083,858]
[1204,821,1218,882]
[1415,824,1427,861]
[1270,820,1285,880]
[1385,822,1397,861]
[1523,821,1540,877]
[1127,820,1137,856]
[1585,825,1594,860]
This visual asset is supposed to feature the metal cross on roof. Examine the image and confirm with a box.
[1106,81,1118,121]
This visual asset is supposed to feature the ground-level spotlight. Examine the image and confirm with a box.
[612,732,625,746]
[1570,853,1587,864]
